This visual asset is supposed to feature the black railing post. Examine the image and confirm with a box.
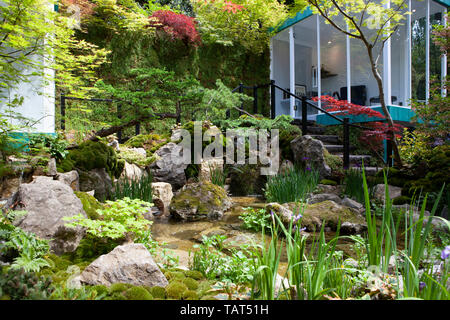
[270,80,276,119]
[343,118,350,170]
[386,139,393,167]
[301,96,308,135]
[253,85,258,114]
[117,104,122,144]
[135,107,140,136]
[60,94,66,131]
[176,101,181,124]
[238,83,244,116]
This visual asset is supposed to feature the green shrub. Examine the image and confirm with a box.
[63,197,153,243]
[0,267,53,300]
[166,281,188,299]
[239,207,271,232]
[124,286,153,300]
[91,285,109,297]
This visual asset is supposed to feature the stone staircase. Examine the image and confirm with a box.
[292,119,381,175]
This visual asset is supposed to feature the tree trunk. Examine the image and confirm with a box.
[85,112,178,142]
[366,46,403,167]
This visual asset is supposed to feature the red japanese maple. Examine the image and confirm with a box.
[313,95,403,152]
[148,10,202,47]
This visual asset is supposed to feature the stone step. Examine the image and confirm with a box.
[324,144,344,153]
[348,166,382,176]
[309,134,340,144]
[335,154,372,164]
[305,126,326,135]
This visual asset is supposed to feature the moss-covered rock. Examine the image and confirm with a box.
[109,283,133,294]
[273,200,367,232]
[124,286,153,300]
[182,278,199,291]
[74,191,103,220]
[319,179,338,186]
[170,181,232,221]
[184,270,203,280]
[182,290,198,300]
[148,286,166,299]
[125,133,168,151]
[166,281,188,299]
[392,195,411,205]
[58,141,122,179]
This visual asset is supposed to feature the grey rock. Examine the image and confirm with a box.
[47,158,57,176]
[79,243,169,288]
[78,168,112,201]
[373,184,402,202]
[308,193,342,205]
[120,161,148,181]
[151,182,173,215]
[290,135,331,178]
[55,170,79,191]
[340,221,368,235]
[10,176,86,255]
[150,142,188,190]
[342,197,365,213]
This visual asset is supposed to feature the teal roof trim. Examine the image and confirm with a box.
[434,0,450,7]
[271,7,314,34]
[272,0,448,35]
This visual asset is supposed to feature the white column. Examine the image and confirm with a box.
[426,0,430,103]
[383,0,392,106]
[316,15,322,110]
[405,0,412,106]
[442,9,447,97]
[346,25,351,103]
[289,27,296,118]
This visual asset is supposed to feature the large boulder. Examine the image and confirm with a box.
[78,168,112,201]
[79,243,169,288]
[266,200,367,234]
[151,182,173,215]
[290,135,331,178]
[170,181,232,221]
[150,142,188,190]
[8,176,86,255]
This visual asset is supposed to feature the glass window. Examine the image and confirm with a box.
[319,16,347,107]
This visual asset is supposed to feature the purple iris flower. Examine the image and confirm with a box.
[419,282,426,291]
[302,157,310,161]
[441,246,450,260]
[432,138,444,147]
[306,166,311,171]
[293,226,306,233]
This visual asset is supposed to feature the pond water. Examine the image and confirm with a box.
[151,196,358,275]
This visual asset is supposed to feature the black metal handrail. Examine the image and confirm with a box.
[229,80,388,168]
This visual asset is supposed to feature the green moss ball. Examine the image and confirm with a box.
[184,270,203,280]
[148,286,166,299]
[125,286,153,300]
[182,278,199,291]
[166,281,188,299]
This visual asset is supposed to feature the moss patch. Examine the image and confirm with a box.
[58,141,122,179]
[74,191,103,220]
